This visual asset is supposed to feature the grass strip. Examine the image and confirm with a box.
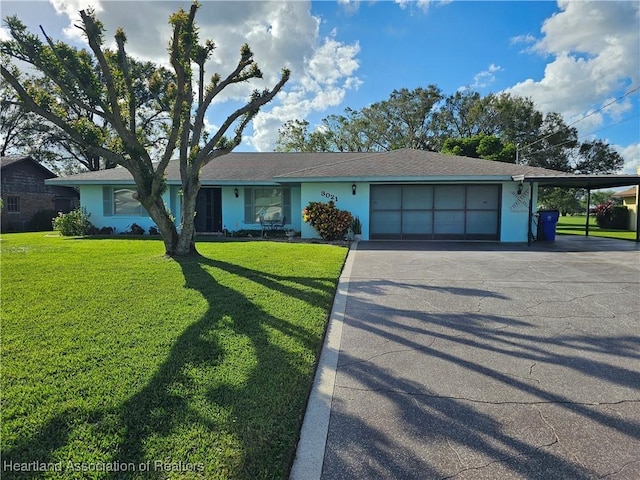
[1,232,348,479]
[556,215,637,241]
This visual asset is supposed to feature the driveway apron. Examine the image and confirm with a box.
[291,237,640,480]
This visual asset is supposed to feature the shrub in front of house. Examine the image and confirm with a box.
[52,208,94,236]
[594,202,628,229]
[302,201,353,241]
[129,223,145,235]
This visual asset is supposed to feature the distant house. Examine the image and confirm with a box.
[47,149,640,242]
[1,155,79,232]
[612,185,638,232]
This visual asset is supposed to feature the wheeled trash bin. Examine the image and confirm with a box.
[537,209,560,241]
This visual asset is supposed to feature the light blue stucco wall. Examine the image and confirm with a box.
[500,181,538,242]
[79,184,303,235]
[79,185,172,233]
[300,182,371,240]
[79,181,539,241]
[220,186,302,233]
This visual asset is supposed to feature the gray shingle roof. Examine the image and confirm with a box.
[273,148,575,180]
[47,148,575,185]
[1,155,32,169]
[1,155,56,177]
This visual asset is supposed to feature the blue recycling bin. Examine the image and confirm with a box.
[537,210,560,241]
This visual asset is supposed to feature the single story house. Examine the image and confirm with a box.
[612,184,638,232]
[46,148,640,242]
[1,155,79,232]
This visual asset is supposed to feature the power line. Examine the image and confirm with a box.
[518,113,640,157]
[577,113,640,139]
[519,85,640,154]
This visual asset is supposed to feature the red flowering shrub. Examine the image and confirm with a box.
[302,201,353,241]
[594,201,628,229]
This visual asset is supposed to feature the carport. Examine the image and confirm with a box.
[519,173,640,245]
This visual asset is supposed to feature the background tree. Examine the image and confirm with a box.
[275,119,331,152]
[441,133,516,163]
[275,83,626,219]
[573,140,624,174]
[1,4,288,256]
[587,190,619,207]
[277,85,623,180]
[276,86,442,152]
[519,112,578,171]
[538,188,583,216]
[365,86,443,150]
[428,91,542,152]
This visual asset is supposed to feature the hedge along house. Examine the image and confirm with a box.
[46,148,640,242]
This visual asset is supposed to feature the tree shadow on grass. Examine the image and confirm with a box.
[1,254,338,479]
[107,254,337,478]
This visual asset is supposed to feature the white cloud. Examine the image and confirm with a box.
[395,0,432,12]
[506,1,639,138]
[394,0,451,13]
[43,0,361,152]
[470,63,502,89]
[248,37,362,151]
[337,0,361,14]
[0,27,11,42]
[619,143,640,175]
[49,0,103,42]
[510,34,536,46]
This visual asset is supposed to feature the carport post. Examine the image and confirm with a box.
[622,180,640,243]
[527,180,534,246]
[585,188,591,237]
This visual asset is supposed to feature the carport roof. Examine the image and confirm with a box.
[522,174,640,189]
[46,148,640,187]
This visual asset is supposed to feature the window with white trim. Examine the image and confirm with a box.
[103,186,146,216]
[244,187,291,224]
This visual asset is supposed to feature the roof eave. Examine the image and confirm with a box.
[45,179,137,186]
[274,175,517,183]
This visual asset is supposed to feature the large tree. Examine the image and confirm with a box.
[0,64,49,158]
[276,86,442,152]
[429,91,540,152]
[441,134,516,163]
[1,4,288,255]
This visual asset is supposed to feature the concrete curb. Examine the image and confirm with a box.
[289,242,357,480]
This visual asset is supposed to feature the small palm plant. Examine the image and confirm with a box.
[351,216,362,234]
[351,216,362,240]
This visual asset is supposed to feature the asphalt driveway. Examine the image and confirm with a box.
[291,236,640,480]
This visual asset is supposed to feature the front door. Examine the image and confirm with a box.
[195,188,222,233]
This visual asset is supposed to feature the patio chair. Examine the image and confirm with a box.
[271,216,286,231]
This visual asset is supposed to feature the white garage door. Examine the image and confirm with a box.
[370,184,500,240]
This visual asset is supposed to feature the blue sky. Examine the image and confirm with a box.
[1,1,639,173]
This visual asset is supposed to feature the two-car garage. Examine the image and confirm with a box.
[369,184,501,240]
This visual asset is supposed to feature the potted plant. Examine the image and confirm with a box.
[351,216,362,242]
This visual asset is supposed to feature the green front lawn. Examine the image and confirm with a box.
[556,215,638,241]
[1,233,348,479]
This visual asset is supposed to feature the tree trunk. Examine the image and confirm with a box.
[143,197,180,256]
[137,178,200,257]
[175,177,200,256]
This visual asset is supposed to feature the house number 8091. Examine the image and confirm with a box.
[321,191,338,202]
